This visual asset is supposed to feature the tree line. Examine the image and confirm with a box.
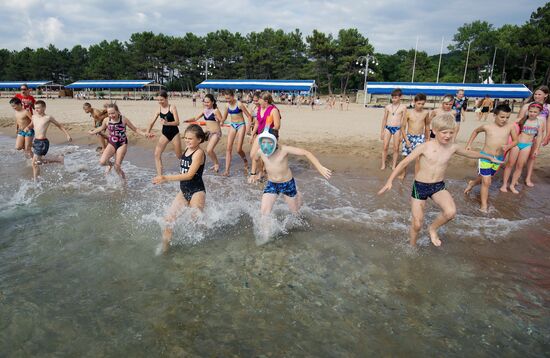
[0,3,547,94]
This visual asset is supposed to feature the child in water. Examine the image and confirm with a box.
[378,114,502,247]
[152,124,207,253]
[380,88,407,170]
[10,97,34,158]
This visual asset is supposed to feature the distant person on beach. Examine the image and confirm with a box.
[185,93,223,173]
[222,89,253,176]
[346,95,350,111]
[146,90,182,176]
[397,93,429,180]
[248,126,331,243]
[83,102,108,152]
[378,114,502,247]
[463,104,518,212]
[517,85,550,187]
[380,88,407,170]
[452,89,466,142]
[15,84,36,114]
[89,103,149,180]
[479,95,494,121]
[427,94,455,140]
[249,92,281,181]
[31,100,72,181]
[152,124,207,254]
[10,97,34,158]
[500,103,546,194]
[192,92,197,107]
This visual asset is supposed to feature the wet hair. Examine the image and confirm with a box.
[223,89,235,97]
[83,102,91,108]
[527,85,550,104]
[391,88,402,97]
[9,97,21,105]
[184,124,207,143]
[518,102,543,132]
[442,94,454,103]
[431,114,456,131]
[204,93,217,109]
[35,100,46,107]
[158,89,168,99]
[260,91,274,104]
[493,104,511,115]
[106,103,119,112]
[414,93,426,102]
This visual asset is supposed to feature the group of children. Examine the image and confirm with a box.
[9,85,550,252]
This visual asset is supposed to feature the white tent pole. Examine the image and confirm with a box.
[436,36,444,83]
[411,36,419,82]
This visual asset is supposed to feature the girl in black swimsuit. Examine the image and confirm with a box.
[152,124,207,254]
[146,90,182,176]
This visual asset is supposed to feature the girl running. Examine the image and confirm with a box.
[146,90,182,176]
[222,90,252,176]
[89,103,149,180]
[152,124,207,253]
[185,94,223,172]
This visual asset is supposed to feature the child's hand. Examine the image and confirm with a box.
[543,137,550,146]
[144,131,155,139]
[531,150,539,159]
[88,130,95,135]
[501,144,512,152]
[152,175,166,184]
[159,119,167,126]
[377,182,392,195]
[490,157,504,164]
[67,135,72,142]
[319,166,332,180]
[247,174,258,184]
[405,140,411,148]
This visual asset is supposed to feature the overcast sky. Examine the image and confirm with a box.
[0,0,546,55]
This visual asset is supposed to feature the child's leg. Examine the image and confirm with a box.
[97,133,107,151]
[525,152,536,187]
[99,144,116,173]
[15,135,25,151]
[380,129,391,170]
[500,147,519,192]
[235,126,248,172]
[24,136,33,158]
[32,155,42,181]
[283,192,303,214]
[162,192,188,253]
[428,190,457,247]
[391,131,401,169]
[113,145,128,180]
[154,136,170,176]
[510,148,531,194]
[223,128,237,176]
[260,193,278,216]
[189,191,205,212]
[206,133,221,172]
[172,133,183,159]
[453,123,460,142]
[464,176,481,194]
[479,176,492,212]
[410,198,426,246]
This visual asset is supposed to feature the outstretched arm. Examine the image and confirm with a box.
[184,112,204,123]
[465,125,484,150]
[153,150,204,183]
[455,147,502,163]
[378,144,425,194]
[89,118,107,135]
[51,117,72,142]
[284,146,332,179]
[125,117,150,137]
[147,111,160,133]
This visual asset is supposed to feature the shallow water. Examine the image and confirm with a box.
[0,135,549,356]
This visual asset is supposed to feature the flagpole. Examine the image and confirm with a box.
[463,41,471,84]
[411,36,419,82]
[436,36,444,83]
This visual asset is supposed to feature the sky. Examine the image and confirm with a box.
[0,0,546,55]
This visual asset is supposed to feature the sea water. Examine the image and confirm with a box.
[0,135,548,356]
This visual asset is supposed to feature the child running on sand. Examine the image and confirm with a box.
[146,90,182,176]
[500,103,546,194]
[380,88,407,170]
[222,90,253,176]
[185,93,223,172]
[248,126,331,241]
[378,114,503,247]
[83,102,108,152]
[464,104,518,212]
[152,124,207,253]
[31,100,72,180]
[10,97,34,158]
[398,93,429,179]
[89,103,149,180]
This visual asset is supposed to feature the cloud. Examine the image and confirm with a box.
[0,0,545,54]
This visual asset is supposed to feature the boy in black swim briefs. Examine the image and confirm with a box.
[378,114,502,247]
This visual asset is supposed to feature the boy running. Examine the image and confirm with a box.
[10,97,34,158]
[464,105,518,212]
[378,114,502,247]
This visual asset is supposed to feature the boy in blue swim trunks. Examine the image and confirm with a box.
[380,88,407,170]
[378,114,502,247]
[464,104,518,212]
[10,97,34,158]
[248,129,331,220]
[398,93,429,179]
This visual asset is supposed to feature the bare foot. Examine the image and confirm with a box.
[161,237,170,254]
[464,180,476,194]
[428,226,442,247]
[380,164,386,170]
[222,170,230,177]
[210,164,219,173]
[479,206,488,213]
[499,186,508,193]
[525,180,534,187]
[510,185,519,194]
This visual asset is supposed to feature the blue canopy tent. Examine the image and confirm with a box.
[0,81,52,89]
[196,79,316,95]
[65,80,162,100]
[365,82,532,99]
